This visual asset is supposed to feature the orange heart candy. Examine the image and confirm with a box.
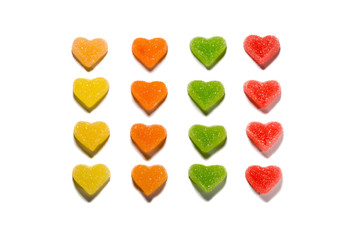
[131,81,168,114]
[132,38,168,70]
[131,164,168,196]
[72,37,108,71]
[130,124,167,157]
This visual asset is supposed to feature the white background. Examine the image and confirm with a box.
[0,0,359,239]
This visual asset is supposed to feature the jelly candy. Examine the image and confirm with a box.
[74,121,110,156]
[131,81,167,114]
[243,80,280,110]
[244,35,280,69]
[72,164,110,197]
[132,38,168,70]
[189,125,226,155]
[246,122,283,152]
[72,37,108,71]
[73,77,109,111]
[188,164,227,193]
[131,164,168,196]
[190,36,227,69]
[245,165,282,194]
[187,80,225,114]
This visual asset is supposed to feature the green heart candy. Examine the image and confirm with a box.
[189,164,227,193]
[189,125,227,155]
[188,80,225,114]
[190,36,227,69]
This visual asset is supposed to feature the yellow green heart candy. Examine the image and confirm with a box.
[188,80,225,114]
[189,164,227,193]
[189,125,227,155]
[190,36,227,69]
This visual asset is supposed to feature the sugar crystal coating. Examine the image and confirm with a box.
[187,80,225,113]
[73,77,109,111]
[130,124,167,155]
[244,35,280,69]
[72,37,108,71]
[74,121,110,155]
[189,125,227,154]
[188,164,227,193]
[72,164,110,196]
[243,80,281,110]
[190,36,227,69]
[246,122,283,152]
[131,81,168,113]
[245,165,282,194]
[131,164,168,196]
[132,38,168,70]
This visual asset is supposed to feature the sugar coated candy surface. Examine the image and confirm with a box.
[131,124,167,156]
[187,80,225,113]
[131,81,168,114]
[131,164,168,196]
[245,165,282,194]
[189,164,227,193]
[72,37,108,71]
[132,38,168,70]
[190,36,227,69]
[73,77,109,111]
[74,121,110,156]
[189,125,227,154]
[244,35,280,69]
[246,122,283,152]
[243,80,281,110]
[72,164,110,196]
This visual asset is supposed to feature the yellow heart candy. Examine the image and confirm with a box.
[72,164,110,198]
[73,77,109,112]
[74,121,110,157]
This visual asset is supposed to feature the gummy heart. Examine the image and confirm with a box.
[245,165,282,194]
[188,164,227,193]
[244,35,280,69]
[246,122,283,152]
[73,77,109,112]
[243,80,281,110]
[131,81,168,114]
[190,36,227,69]
[131,164,168,196]
[132,38,168,70]
[130,124,167,157]
[72,37,108,71]
[72,164,110,197]
[187,80,225,114]
[74,121,110,156]
[189,125,227,155]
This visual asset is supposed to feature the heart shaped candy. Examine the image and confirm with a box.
[132,38,168,70]
[73,77,109,112]
[131,81,168,114]
[245,165,282,194]
[246,122,283,152]
[72,164,110,197]
[187,80,225,114]
[188,164,227,193]
[190,36,227,69]
[130,124,167,157]
[244,35,280,69]
[243,80,281,110]
[72,37,108,71]
[189,125,227,155]
[74,121,110,157]
[131,164,168,196]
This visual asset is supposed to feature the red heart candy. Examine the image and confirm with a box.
[246,122,283,152]
[243,80,281,110]
[244,35,280,69]
[245,165,282,194]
